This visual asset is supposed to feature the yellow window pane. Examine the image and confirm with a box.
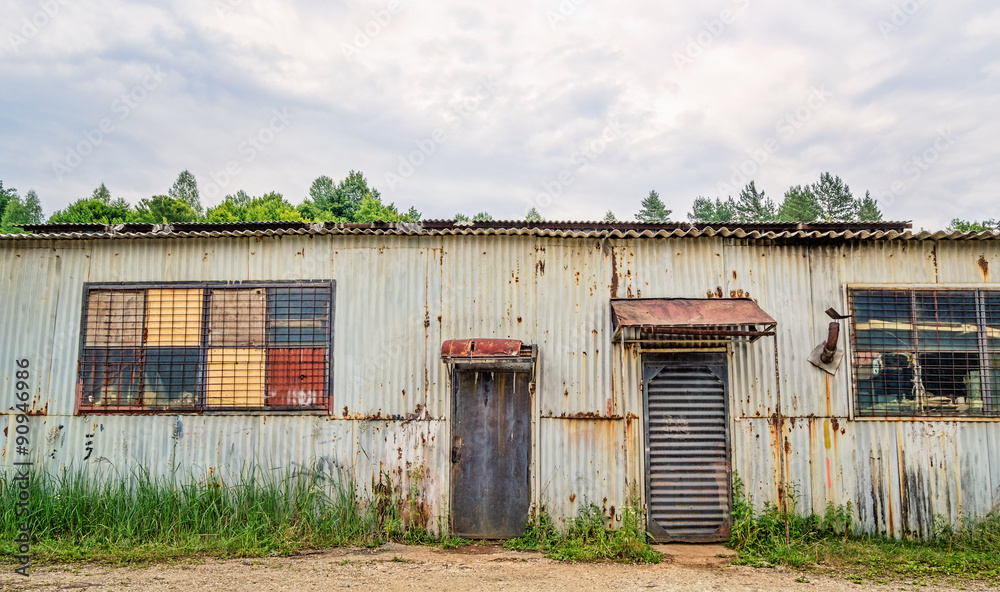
[146,288,203,347]
[205,348,265,408]
[85,290,144,346]
[208,288,266,346]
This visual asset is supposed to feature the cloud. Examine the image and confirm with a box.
[0,0,997,228]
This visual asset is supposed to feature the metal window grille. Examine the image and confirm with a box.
[77,282,333,413]
[849,288,1000,417]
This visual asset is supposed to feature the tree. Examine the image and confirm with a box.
[776,185,820,222]
[733,181,776,222]
[947,219,998,233]
[92,182,112,203]
[131,195,200,223]
[297,171,420,223]
[472,212,493,222]
[454,213,470,221]
[405,206,422,222]
[353,194,412,223]
[602,210,617,222]
[1,189,43,233]
[811,172,856,221]
[855,191,883,222]
[525,207,543,222]
[688,196,736,223]
[48,197,132,224]
[635,190,671,222]
[206,191,304,222]
[0,181,18,221]
[169,170,202,215]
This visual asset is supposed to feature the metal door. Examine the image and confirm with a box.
[643,354,731,542]
[451,369,531,538]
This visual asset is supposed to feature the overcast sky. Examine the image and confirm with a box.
[1,0,997,229]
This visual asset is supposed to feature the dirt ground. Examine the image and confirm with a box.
[1,543,990,592]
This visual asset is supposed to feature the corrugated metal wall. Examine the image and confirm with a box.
[2,233,999,537]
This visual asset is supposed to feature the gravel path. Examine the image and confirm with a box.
[1,543,988,591]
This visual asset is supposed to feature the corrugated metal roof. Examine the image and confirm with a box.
[611,298,776,328]
[25,219,1000,243]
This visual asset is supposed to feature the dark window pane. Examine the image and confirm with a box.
[852,290,913,350]
[143,348,201,409]
[914,292,978,351]
[267,286,330,345]
[80,349,143,407]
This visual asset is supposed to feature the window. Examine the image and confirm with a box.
[849,288,1000,417]
[77,282,333,413]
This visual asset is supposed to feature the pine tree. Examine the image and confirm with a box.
[472,212,493,222]
[947,219,998,233]
[525,207,543,222]
[776,185,820,222]
[169,170,203,215]
[92,183,112,203]
[811,172,857,221]
[733,181,776,222]
[687,197,736,223]
[635,190,671,222]
[602,210,617,222]
[855,191,883,222]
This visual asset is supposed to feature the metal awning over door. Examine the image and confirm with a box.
[611,298,776,346]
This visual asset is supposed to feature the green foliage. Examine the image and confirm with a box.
[506,503,660,564]
[471,212,493,222]
[733,181,776,222]
[91,183,112,203]
[729,472,1000,582]
[602,210,617,222]
[131,195,200,224]
[776,185,820,222]
[525,207,543,222]
[454,213,469,221]
[688,196,736,223]
[297,171,419,223]
[1,189,43,233]
[206,192,304,222]
[169,170,202,215]
[0,467,461,563]
[48,197,133,224]
[855,191,883,222]
[947,218,998,233]
[811,172,857,221]
[635,190,671,223]
[0,180,16,221]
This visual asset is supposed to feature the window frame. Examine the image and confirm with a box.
[75,280,335,415]
[846,284,1000,421]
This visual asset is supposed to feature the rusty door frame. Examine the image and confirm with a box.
[641,351,732,542]
[447,360,536,538]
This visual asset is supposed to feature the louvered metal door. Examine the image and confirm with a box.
[643,354,731,542]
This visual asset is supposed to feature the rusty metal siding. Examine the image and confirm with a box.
[4,233,1000,538]
[537,417,626,527]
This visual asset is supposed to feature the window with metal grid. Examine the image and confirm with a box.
[849,288,1000,417]
[77,282,333,413]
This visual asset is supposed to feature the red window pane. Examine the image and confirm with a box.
[266,348,326,408]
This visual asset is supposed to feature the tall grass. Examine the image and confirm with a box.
[0,465,443,562]
[506,502,661,563]
[728,472,1000,582]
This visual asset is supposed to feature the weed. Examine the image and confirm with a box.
[728,472,1000,583]
[506,503,660,563]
